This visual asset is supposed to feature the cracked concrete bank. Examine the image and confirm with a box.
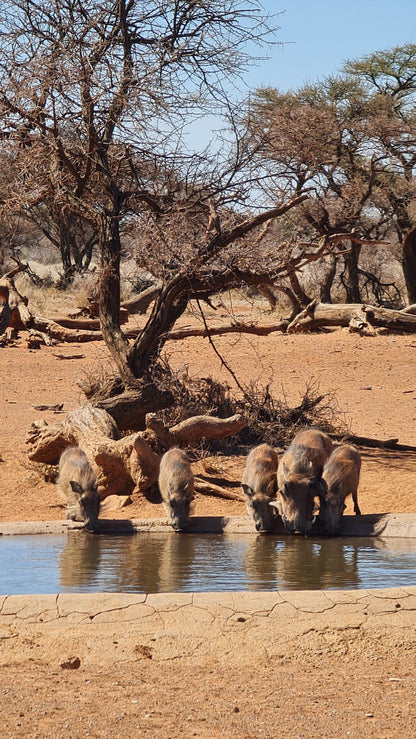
[1,588,416,668]
[1,515,416,668]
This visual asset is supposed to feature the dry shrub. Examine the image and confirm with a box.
[157,363,348,454]
[78,358,348,454]
[77,363,124,402]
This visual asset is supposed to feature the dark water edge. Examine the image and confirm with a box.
[2,532,416,595]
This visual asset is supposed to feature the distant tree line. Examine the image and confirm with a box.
[248,43,416,307]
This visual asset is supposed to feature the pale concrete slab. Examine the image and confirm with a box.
[3,513,416,536]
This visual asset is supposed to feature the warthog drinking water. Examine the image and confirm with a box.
[57,447,100,533]
[241,443,278,533]
[270,428,333,535]
[319,445,361,535]
[158,448,194,531]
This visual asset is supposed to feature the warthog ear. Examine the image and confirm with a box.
[184,480,194,497]
[313,477,328,499]
[242,483,252,498]
[69,480,84,496]
[279,481,289,498]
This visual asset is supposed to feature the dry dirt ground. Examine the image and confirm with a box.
[1,305,416,737]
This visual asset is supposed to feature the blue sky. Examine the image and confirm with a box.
[186,1,416,149]
[249,0,416,91]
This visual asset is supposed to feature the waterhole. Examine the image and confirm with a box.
[2,532,416,594]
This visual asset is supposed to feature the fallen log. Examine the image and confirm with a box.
[402,304,416,315]
[52,353,85,360]
[0,267,106,342]
[287,300,416,333]
[1,263,288,345]
[194,477,244,501]
[333,433,416,453]
[24,317,104,343]
[26,405,120,465]
[25,405,246,497]
[0,264,108,343]
[121,283,161,314]
[46,308,129,330]
[32,403,64,412]
[169,414,245,445]
[166,320,289,341]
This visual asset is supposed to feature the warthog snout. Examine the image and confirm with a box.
[158,448,194,532]
[241,444,279,534]
[249,496,276,533]
[57,447,101,533]
[74,485,100,534]
[277,429,333,536]
[168,494,192,532]
[274,478,324,534]
[319,445,361,535]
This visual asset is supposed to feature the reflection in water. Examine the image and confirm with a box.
[276,538,359,590]
[243,536,280,589]
[60,533,104,587]
[2,533,416,595]
[243,536,360,590]
[60,532,199,593]
[158,534,196,591]
[57,533,416,593]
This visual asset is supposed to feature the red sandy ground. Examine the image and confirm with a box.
[1,314,416,737]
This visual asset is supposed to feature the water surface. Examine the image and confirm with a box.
[2,532,416,594]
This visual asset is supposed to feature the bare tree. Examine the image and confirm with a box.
[247,45,416,306]
[247,72,410,305]
[343,44,416,303]
[0,1,314,412]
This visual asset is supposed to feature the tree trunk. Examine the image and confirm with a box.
[402,226,416,304]
[341,243,362,303]
[320,254,337,303]
[128,273,189,378]
[80,232,97,270]
[58,211,73,273]
[98,212,135,386]
[287,266,311,307]
[93,386,174,432]
[126,195,310,379]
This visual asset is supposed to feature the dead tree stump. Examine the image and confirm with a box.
[26,405,246,498]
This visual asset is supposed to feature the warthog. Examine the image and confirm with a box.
[158,447,194,531]
[271,428,333,535]
[241,443,279,533]
[57,446,100,533]
[319,445,361,535]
